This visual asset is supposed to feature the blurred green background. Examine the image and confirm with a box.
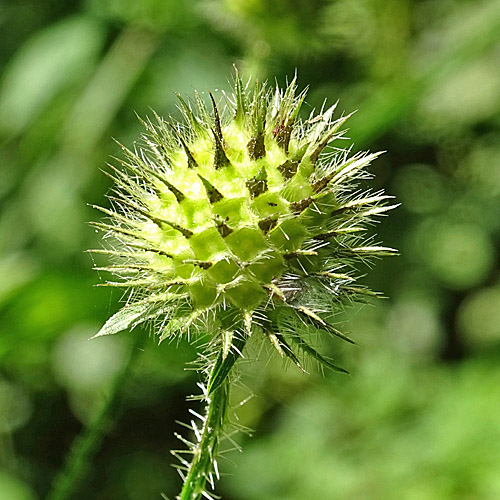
[1,1,500,499]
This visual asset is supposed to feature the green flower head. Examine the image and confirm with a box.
[91,72,397,392]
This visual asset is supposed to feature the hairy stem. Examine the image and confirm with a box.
[45,333,144,500]
[178,366,230,500]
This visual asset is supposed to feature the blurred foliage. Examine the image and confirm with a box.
[0,0,499,499]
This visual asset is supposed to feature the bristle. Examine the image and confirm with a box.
[198,174,224,203]
[163,180,186,203]
[289,196,313,214]
[277,144,307,180]
[247,132,266,160]
[209,92,230,169]
[212,128,230,169]
[214,217,233,238]
[233,68,247,124]
[163,220,194,239]
[175,93,205,137]
[246,167,268,198]
[209,92,223,142]
[169,124,199,168]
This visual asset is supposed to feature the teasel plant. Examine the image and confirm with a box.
[89,70,397,500]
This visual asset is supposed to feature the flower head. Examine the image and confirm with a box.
[91,72,397,392]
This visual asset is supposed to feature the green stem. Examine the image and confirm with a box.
[178,366,230,500]
[45,333,144,500]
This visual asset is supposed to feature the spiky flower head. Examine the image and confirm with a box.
[92,72,397,392]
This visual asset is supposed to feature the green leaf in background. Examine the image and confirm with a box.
[0,16,105,135]
[0,470,36,500]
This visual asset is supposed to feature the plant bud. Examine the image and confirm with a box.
[91,72,397,392]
